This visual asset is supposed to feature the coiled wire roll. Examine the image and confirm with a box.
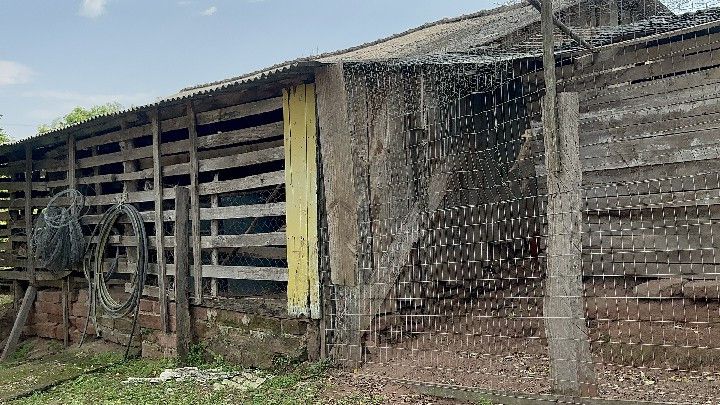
[32,189,86,273]
[81,202,148,359]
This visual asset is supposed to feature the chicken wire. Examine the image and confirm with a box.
[322,2,720,404]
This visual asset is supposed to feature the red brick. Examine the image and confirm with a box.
[155,331,177,349]
[69,316,90,330]
[45,312,64,324]
[29,311,45,323]
[76,289,89,303]
[71,302,88,318]
[68,323,96,340]
[37,290,62,304]
[139,313,162,330]
[139,299,154,313]
[35,322,59,338]
[36,302,63,316]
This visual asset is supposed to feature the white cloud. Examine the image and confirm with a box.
[0,61,34,86]
[79,0,108,18]
[201,5,217,16]
[22,90,152,106]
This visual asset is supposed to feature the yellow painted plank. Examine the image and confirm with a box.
[304,84,321,319]
[285,85,309,316]
[293,85,310,316]
[283,89,299,312]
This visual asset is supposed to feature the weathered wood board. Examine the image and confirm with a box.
[283,84,321,319]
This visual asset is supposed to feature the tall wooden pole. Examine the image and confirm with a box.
[540,0,597,396]
[152,109,169,333]
[174,186,191,363]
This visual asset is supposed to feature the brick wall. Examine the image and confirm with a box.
[24,286,318,368]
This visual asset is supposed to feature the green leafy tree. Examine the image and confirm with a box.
[0,115,10,144]
[38,102,122,134]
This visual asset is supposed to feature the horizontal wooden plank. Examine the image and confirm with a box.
[196,97,282,125]
[582,261,720,277]
[197,121,283,150]
[580,65,720,110]
[79,138,193,170]
[81,202,286,225]
[115,261,287,281]
[201,202,286,220]
[201,232,286,248]
[198,170,285,195]
[198,146,284,172]
[563,40,720,91]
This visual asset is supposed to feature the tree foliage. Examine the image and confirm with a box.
[38,102,122,134]
[0,115,10,144]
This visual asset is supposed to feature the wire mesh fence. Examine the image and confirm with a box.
[322,1,720,403]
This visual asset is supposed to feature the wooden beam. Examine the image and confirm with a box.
[316,64,359,286]
[0,285,37,361]
[151,108,169,333]
[24,145,35,284]
[174,186,192,363]
[543,92,597,396]
[542,0,559,173]
[187,101,203,305]
[64,133,76,347]
[284,85,320,319]
[210,174,220,297]
[62,279,70,348]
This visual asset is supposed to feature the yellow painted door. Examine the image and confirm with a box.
[283,84,320,319]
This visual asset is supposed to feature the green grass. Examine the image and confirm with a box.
[0,293,13,307]
[8,354,386,405]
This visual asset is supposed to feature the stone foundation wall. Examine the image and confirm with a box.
[23,286,319,368]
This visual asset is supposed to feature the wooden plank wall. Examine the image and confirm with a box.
[0,92,290,301]
[283,84,321,319]
[555,24,720,278]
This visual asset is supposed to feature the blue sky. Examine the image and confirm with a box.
[0,0,497,140]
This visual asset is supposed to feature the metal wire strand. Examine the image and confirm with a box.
[31,189,86,273]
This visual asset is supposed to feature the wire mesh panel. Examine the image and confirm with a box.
[324,1,720,403]
[325,57,555,392]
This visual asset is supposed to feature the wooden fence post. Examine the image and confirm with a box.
[152,109,169,333]
[174,186,192,362]
[1,285,37,361]
[543,92,597,396]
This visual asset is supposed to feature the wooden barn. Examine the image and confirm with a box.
[1,2,719,394]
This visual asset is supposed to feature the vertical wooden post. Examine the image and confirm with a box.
[152,109,169,333]
[174,186,192,362]
[543,92,597,396]
[316,65,359,287]
[63,134,76,347]
[24,145,35,285]
[541,0,559,173]
[12,281,21,314]
[283,84,321,319]
[1,285,37,361]
[62,279,70,348]
[67,134,76,190]
[186,101,203,305]
[210,174,220,297]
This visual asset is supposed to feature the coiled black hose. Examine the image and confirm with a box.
[80,202,148,360]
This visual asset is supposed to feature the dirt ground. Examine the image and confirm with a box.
[358,334,720,404]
